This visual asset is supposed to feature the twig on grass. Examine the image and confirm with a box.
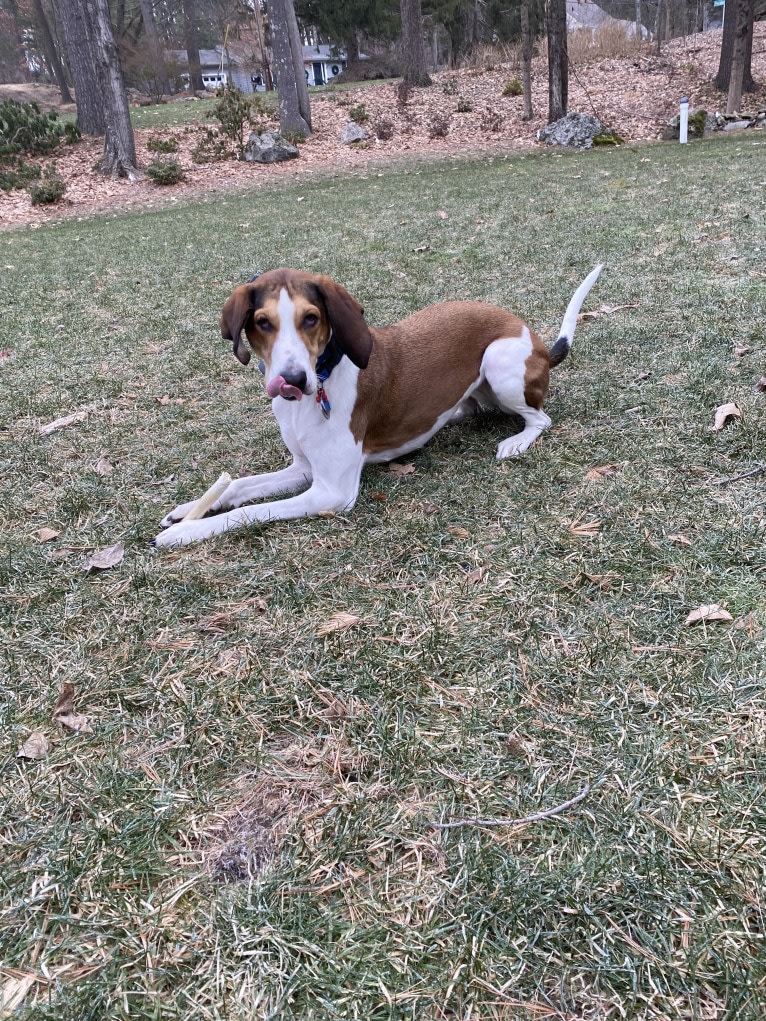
[429,783,591,830]
[712,464,766,486]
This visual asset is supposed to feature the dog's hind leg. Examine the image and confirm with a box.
[481,331,552,459]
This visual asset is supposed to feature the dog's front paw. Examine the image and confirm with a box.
[160,500,198,528]
[153,520,209,548]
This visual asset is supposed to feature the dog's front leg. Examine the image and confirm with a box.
[153,448,364,547]
[159,459,312,528]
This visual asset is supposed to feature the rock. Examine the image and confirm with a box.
[243,130,299,164]
[661,108,713,141]
[340,122,368,144]
[537,112,606,149]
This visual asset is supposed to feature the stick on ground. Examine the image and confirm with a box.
[429,783,591,830]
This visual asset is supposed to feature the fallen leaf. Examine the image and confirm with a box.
[370,491,387,501]
[579,571,619,590]
[53,682,93,733]
[55,713,94,734]
[53,682,76,718]
[448,526,469,539]
[93,453,114,475]
[570,519,603,538]
[710,402,742,432]
[39,410,87,435]
[0,347,14,361]
[734,611,759,635]
[438,209,448,219]
[419,501,438,514]
[17,732,50,760]
[584,464,620,481]
[734,345,751,358]
[47,546,85,560]
[156,395,185,406]
[36,527,60,542]
[316,612,362,637]
[755,376,766,393]
[464,565,487,585]
[685,604,734,625]
[315,688,350,721]
[667,533,692,546]
[389,462,415,477]
[412,243,431,253]
[86,541,125,572]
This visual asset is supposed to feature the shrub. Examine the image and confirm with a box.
[567,24,643,63]
[348,104,369,125]
[427,112,451,138]
[281,130,307,146]
[372,116,394,141]
[442,77,458,96]
[0,161,40,193]
[456,97,473,113]
[0,99,79,192]
[480,108,503,132]
[0,99,78,161]
[147,134,179,154]
[146,157,185,185]
[396,80,413,107]
[503,78,523,97]
[191,128,231,163]
[28,164,65,205]
[212,85,258,154]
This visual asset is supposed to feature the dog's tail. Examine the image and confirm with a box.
[548,264,603,368]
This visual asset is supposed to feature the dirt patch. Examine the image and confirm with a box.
[0,81,77,115]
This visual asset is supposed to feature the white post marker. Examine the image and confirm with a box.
[679,97,689,144]
[182,472,232,521]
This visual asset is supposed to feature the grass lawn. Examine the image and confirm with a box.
[1,135,765,1020]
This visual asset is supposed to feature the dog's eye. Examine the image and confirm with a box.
[302,313,319,329]
[255,317,272,332]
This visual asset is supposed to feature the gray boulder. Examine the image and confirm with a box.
[243,130,299,164]
[340,122,368,144]
[537,112,604,148]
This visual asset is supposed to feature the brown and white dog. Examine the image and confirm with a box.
[154,265,602,546]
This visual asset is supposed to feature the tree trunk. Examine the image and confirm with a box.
[520,0,533,120]
[182,0,204,92]
[715,0,756,92]
[139,0,172,96]
[33,0,73,103]
[654,0,663,52]
[270,0,312,137]
[546,0,568,123]
[635,0,642,40]
[56,0,105,134]
[400,0,431,87]
[726,0,753,113]
[82,0,139,178]
[345,33,360,65]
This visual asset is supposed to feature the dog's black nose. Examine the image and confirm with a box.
[282,369,308,392]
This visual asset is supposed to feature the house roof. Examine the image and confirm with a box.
[302,45,345,62]
[166,48,246,68]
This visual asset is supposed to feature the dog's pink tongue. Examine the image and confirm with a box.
[266,376,304,401]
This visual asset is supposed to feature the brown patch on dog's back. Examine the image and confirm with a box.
[352,302,527,453]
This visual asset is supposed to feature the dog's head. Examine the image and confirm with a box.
[220,269,373,400]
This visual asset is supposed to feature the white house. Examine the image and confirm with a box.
[167,45,347,93]
[302,45,346,87]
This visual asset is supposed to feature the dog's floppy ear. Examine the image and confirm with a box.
[313,276,373,369]
[220,284,260,366]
